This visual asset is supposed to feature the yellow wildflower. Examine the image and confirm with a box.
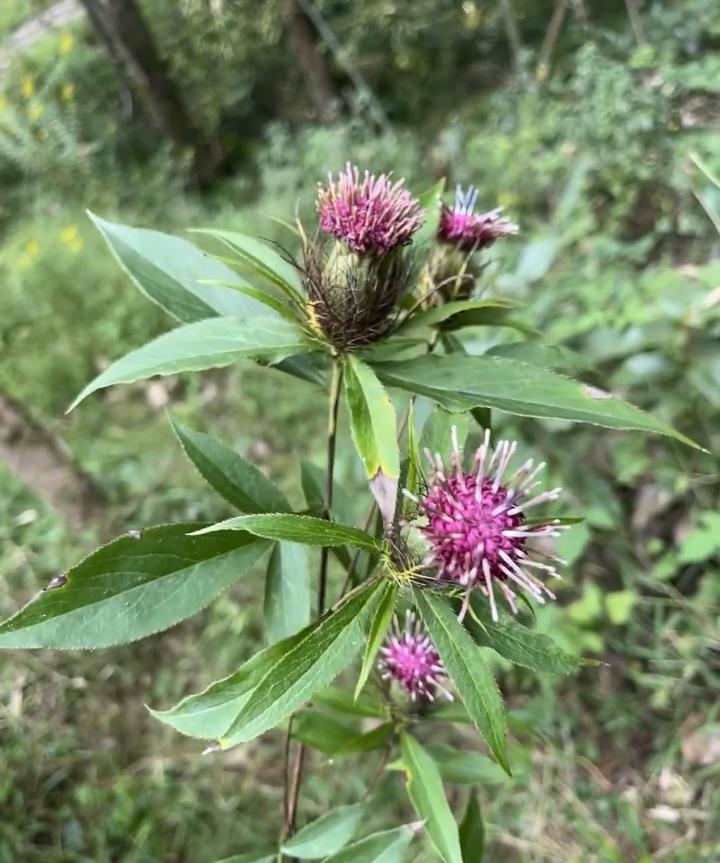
[21,76,35,99]
[0,93,6,111]
[60,83,75,102]
[60,225,83,253]
[59,33,74,55]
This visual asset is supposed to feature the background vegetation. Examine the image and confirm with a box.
[1,1,719,860]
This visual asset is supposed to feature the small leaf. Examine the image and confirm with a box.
[468,600,583,675]
[193,513,381,552]
[426,744,509,786]
[420,408,470,466]
[264,542,311,642]
[415,592,509,773]
[0,525,268,649]
[344,355,400,480]
[400,733,463,863]
[191,228,302,297]
[375,355,703,449]
[70,317,314,410]
[459,793,485,863]
[401,299,520,333]
[291,710,359,754]
[281,803,365,858]
[355,582,398,699]
[170,419,290,513]
[88,212,272,323]
[312,686,386,719]
[323,826,415,863]
[335,722,394,756]
[221,580,384,746]
[605,590,636,626]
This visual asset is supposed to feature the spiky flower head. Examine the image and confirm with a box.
[317,163,425,256]
[301,240,412,350]
[408,429,565,622]
[379,610,451,701]
[439,184,518,251]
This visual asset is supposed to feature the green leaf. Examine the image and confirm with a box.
[400,733,463,863]
[88,213,271,323]
[335,722,394,755]
[170,419,290,513]
[300,460,354,525]
[312,686,386,719]
[193,514,381,552]
[323,826,415,863]
[375,354,702,449]
[486,341,588,373]
[0,525,268,649]
[281,803,365,858]
[459,793,485,863]
[426,744,510,786]
[291,710,359,754]
[605,590,636,626]
[221,580,384,746]
[412,178,446,272]
[420,408,470,466]
[401,299,519,332]
[415,592,509,773]
[264,542,311,642]
[354,582,397,699]
[214,854,275,863]
[150,635,302,739]
[468,600,583,675]
[344,355,400,481]
[69,317,314,411]
[192,228,302,297]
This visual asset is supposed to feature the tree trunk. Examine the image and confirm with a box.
[287,0,337,123]
[79,0,222,182]
[0,391,107,532]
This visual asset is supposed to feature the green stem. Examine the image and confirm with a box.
[281,357,344,850]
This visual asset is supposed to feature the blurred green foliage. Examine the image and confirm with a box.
[1,0,719,860]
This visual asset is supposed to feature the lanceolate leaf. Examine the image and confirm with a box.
[459,793,485,863]
[264,542,310,642]
[170,419,291,513]
[354,581,397,699]
[468,600,584,675]
[344,355,400,481]
[220,580,384,746]
[400,734,463,863]
[69,317,314,410]
[150,634,304,739]
[193,513,381,552]
[0,525,268,649]
[375,354,701,449]
[323,826,415,863]
[88,213,272,323]
[192,228,303,297]
[281,803,365,859]
[400,299,519,332]
[415,592,509,773]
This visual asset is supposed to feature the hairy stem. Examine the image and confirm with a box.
[282,358,344,848]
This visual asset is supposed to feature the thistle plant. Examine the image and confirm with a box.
[0,166,701,862]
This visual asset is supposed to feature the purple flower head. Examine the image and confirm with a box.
[439,184,518,251]
[409,428,565,622]
[316,163,425,256]
[379,610,451,701]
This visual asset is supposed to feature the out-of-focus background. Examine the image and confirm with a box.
[1,1,719,861]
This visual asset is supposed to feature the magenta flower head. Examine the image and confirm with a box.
[439,184,518,251]
[408,428,565,622]
[379,610,451,702]
[316,163,425,256]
